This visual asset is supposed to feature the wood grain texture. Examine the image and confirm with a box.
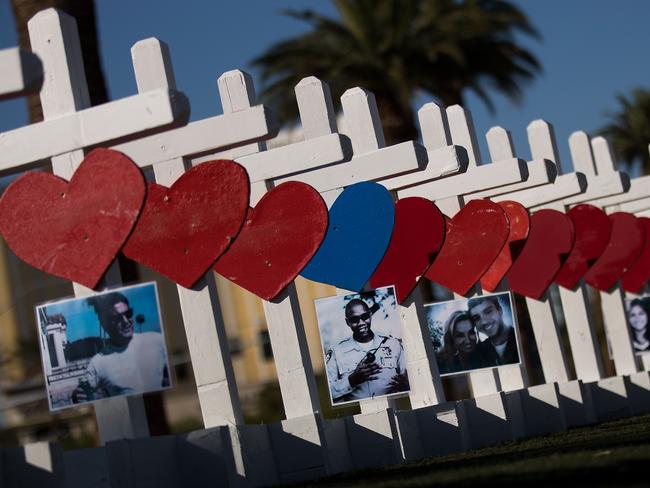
[0,148,145,289]
[123,159,250,288]
[214,182,328,301]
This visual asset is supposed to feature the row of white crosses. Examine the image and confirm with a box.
[4,7,650,486]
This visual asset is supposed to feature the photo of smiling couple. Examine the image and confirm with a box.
[426,292,521,376]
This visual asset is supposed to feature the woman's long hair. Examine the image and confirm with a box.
[629,297,650,343]
[439,310,474,358]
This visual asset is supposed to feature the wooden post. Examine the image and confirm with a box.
[28,8,151,443]
[131,39,245,428]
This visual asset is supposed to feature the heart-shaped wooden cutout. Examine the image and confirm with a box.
[480,201,530,292]
[507,209,575,299]
[369,197,445,303]
[300,181,394,291]
[621,217,650,293]
[123,159,249,289]
[555,204,612,289]
[0,148,145,289]
[585,212,646,291]
[424,199,509,296]
[214,181,328,301]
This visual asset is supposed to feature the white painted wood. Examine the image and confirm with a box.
[618,196,650,214]
[263,290,321,418]
[568,131,597,175]
[563,171,629,205]
[0,87,189,171]
[527,119,564,173]
[465,158,556,200]
[340,87,385,153]
[594,175,650,207]
[486,126,515,162]
[379,145,466,189]
[397,158,527,200]
[113,104,274,166]
[28,7,151,442]
[446,105,481,166]
[296,76,338,139]
[273,140,424,191]
[219,70,325,422]
[131,38,245,428]
[378,102,466,189]
[524,295,571,383]
[238,133,348,183]
[558,284,605,382]
[513,122,607,387]
[591,136,618,175]
[469,368,501,397]
[0,47,43,99]
[501,173,587,208]
[400,288,446,409]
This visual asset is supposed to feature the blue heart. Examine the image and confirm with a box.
[301,181,395,291]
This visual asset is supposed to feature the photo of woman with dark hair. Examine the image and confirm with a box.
[627,297,650,354]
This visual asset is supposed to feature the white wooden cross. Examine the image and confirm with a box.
[16,9,202,443]
[241,87,471,469]
[0,47,43,100]
[118,38,367,483]
[492,123,637,422]
[391,104,535,448]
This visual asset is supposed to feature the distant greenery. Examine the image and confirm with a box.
[252,0,540,145]
[600,88,650,175]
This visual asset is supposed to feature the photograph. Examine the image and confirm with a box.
[625,295,650,355]
[315,286,410,406]
[426,292,521,376]
[36,282,171,411]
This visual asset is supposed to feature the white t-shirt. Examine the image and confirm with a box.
[86,332,168,397]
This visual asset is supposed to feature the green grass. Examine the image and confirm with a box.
[292,413,650,487]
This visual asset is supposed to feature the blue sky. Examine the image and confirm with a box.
[39,282,162,342]
[1,1,649,175]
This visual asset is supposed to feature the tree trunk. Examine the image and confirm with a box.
[373,92,418,147]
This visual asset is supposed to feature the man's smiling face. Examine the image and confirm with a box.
[470,300,503,339]
[346,303,372,342]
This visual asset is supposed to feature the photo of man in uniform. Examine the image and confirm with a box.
[317,287,410,406]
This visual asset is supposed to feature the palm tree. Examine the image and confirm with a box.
[252,0,541,145]
[600,88,650,175]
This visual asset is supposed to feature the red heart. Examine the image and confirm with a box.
[584,212,646,291]
[0,148,145,289]
[369,197,445,303]
[424,200,509,296]
[555,204,611,289]
[621,217,650,293]
[480,201,530,292]
[214,182,328,301]
[507,209,575,299]
[123,160,249,288]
